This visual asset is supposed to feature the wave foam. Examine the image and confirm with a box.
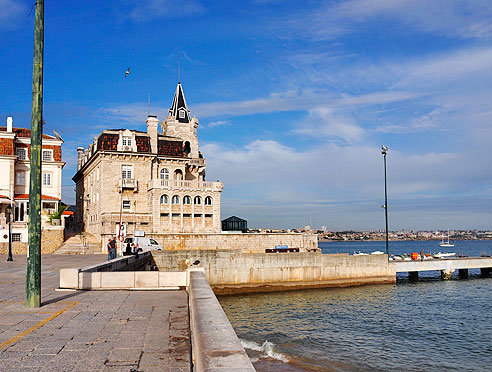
[240,339,289,363]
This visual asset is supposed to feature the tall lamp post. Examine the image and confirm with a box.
[381,145,389,256]
[6,204,13,261]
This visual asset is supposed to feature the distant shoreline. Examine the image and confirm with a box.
[320,238,492,242]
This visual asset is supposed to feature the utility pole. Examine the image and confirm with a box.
[27,0,44,308]
[381,145,389,257]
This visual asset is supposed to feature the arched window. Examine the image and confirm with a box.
[172,195,180,204]
[160,168,169,180]
[174,169,183,180]
[183,196,191,205]
[184,141,191,157]
[160,195,169,204]
[194,196,202,205]
[205,196,213,206]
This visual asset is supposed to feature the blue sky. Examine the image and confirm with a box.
[2,0,492,230]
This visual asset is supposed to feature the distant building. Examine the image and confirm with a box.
[0,117,64,243]
[222,216,248,233]
[73,83,223,241]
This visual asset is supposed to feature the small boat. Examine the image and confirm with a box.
[439,229,455,248]
[353,251,368,256]
[433,252,456,259]
[370,251,384,255]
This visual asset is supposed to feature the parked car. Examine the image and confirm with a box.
[123,237,163,253]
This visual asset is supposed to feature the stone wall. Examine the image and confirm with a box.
[100,232,318,253]
[152,250,396,294]
[0,227,64,254]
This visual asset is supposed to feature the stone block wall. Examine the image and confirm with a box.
[102,232,318,253]
[152,250,396,294]
[0,227,64,254]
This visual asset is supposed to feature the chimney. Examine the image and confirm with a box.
[77,147,84,171]
[146,115,159,154]
[6,117,13,132]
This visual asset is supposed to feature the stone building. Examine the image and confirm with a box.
[0,116,64,246]
[73,83,223,242]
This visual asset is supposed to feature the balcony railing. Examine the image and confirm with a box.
[120,178,138,190]
[148,179,223,191]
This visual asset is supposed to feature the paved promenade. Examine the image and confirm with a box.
[0,254,190,372]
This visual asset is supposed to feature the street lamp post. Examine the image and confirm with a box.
[6,204,13,262]
[381,145,389,257]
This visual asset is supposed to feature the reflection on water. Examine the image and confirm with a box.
[219,241,492,372]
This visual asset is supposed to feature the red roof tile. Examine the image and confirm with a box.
[14,194,60,201]
[0,127,57,140]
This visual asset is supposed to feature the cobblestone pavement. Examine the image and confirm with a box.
[0,254,191,371]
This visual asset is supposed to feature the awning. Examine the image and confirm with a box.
[14,194,60,201]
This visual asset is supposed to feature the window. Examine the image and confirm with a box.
[172,195,180,204]
[183,213,191,218]
[12,233,21,242]
[205,214,213,218]
[205,196,212,206]
[121,165,132,179]
[183,196,191,205]
[160,168,169,179]
[141,222,148,225]
[15,148,26,160]
[160,213,169,217]
[160,195,169,204]
[194,214,202,218]
[179,110,186,119]
[150,239,158,245]
[122,200,131,209]
[15,172,25,186]
[14,202,24,222]
[42,150,52,161]
[42,173,51,186]
[172,213,180,217]
[122,136,132,146]
[194,196,201,205]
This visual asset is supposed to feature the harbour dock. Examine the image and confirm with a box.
[392,256,492,279]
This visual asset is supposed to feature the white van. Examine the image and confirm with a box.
[123,237,163,253]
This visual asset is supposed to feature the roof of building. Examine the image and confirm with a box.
[169,82,191,123]
[0,127,57,140]
[0,194,10,200]
[222,216,247,222]
[15,194,60,201]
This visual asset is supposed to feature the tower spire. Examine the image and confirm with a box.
[178,55,180,83]
[169,82,190,123]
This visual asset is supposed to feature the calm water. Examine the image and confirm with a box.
[219,240,492,371]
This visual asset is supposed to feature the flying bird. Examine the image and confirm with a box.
[125,67,130,77]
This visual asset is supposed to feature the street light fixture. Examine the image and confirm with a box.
[381,145,389,257]
[5,204,13,262]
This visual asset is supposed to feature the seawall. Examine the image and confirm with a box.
[99,232,318,253]
[152,250,396,294]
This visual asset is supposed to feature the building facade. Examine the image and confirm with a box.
[73,83,223,241]
[0,117,64,244]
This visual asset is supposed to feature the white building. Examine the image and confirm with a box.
[0,117,64,243]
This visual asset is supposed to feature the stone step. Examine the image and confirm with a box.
[55,233,101,255]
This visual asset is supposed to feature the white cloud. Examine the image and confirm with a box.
[0,0,27,30]
[285,0,492,40]
[293,107,365,144]
[119,0,204,22]
[207,120,230,128]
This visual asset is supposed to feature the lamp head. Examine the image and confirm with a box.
[381,145,389,155]
[6,204,12,214]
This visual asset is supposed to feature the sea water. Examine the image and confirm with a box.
[218,240,492,371]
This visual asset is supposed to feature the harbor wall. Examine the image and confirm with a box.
[152,250,396,294]
[99,232,318,254]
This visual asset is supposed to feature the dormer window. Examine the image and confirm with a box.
[16,148,27,160]
[179,110,186,119]
[42,150,53,162]
[122,136,132,146]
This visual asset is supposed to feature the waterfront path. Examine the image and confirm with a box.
[0,254,190,372]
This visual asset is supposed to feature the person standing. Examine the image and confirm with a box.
[107,238,112,261]
[109,237,117,260]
